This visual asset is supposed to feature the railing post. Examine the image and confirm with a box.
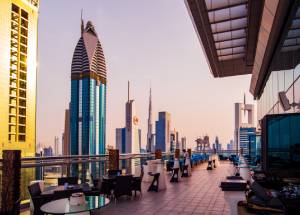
[66,161,71,177]
[108,149,119,171]
[175,149,180,159]
[1,150,21,215]
[155,149,162,159]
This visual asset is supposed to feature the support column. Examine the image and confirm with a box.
[187,149,192,158]
[155,149,162,159]
[108,149,119,170]
[1,150,21,215]
[175,149,180,159]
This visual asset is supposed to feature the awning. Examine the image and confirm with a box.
[186,0,263,77]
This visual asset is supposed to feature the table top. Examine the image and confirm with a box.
[40,195,110,214]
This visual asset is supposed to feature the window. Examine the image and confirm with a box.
[12,4,19,13]
[20,62,27,71]
[9,134,16,142]
[19,81,26,89]
[265,114,300,173]
[21,9,28,19]
[20,72,26,80]
[9,116,16,123]
[19,90,26,98]
[18,135,25,141]
[20,27,27,37]
[19,99,26,107]
[19,126,25,133]
[9,107,16,114]
[19,108,26,115]
[21,18,28,28]
[20,37,27,45]
[19,116,26,124]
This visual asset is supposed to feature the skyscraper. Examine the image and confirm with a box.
[234,96,255,155]
[116,82,141,154]
[70,20,107,155]
[0,0,39,157]
[155,112,171,153]
[214,136,221,151]
[54,136,59,156]
[146,87,154,152]
[181,137,187,151]
[170,129,181,152]
[62,107,70,155]
[116,128,126,153]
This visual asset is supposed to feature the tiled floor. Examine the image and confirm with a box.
[100,161,244,215]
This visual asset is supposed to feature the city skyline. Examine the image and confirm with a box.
[36,0,255,150]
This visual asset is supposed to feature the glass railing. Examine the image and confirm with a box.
[0,153,173,205]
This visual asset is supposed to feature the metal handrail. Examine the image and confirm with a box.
[0,152,173,169]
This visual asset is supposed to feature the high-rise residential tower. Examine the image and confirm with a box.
[0,0,39,157]
[155,112,171,153]
[116,82,141,154]
[146,87,154,152]
[70,20,107,155]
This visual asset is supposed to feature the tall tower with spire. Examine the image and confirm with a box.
[70,19,107,155]
[146,87,154,152]
[116,82,141,154]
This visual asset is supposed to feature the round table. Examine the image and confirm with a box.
[40,195,110,214]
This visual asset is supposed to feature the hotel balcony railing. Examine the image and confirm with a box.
[0,152,173,206]
[0,150,235,209]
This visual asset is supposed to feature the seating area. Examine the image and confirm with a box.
[166,153,209,172]
[100,160,236,215]
[19,151,300,215]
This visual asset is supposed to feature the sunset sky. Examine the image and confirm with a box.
[37,0,255,151]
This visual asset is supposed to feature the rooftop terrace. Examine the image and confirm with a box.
[97,161,246,215]
[19,160,247,215]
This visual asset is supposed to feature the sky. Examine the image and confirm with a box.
[37,0,255,151]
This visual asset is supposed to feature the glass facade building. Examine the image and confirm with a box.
[70,21,107,155]
[155,112,171,153]
[0,0,39,157]
[239,127,255,156]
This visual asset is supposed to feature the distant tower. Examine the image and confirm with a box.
[146,87,154,152]
[54,136,59,156]
[155,112,171,153]
[181,137,186,150]
[70,20,107,155]
[234,95,255,155]
[63,104,70,155]
[116,82,141,153]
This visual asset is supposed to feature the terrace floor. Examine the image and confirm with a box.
[21,161,250,215]
[100,161,247,215]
